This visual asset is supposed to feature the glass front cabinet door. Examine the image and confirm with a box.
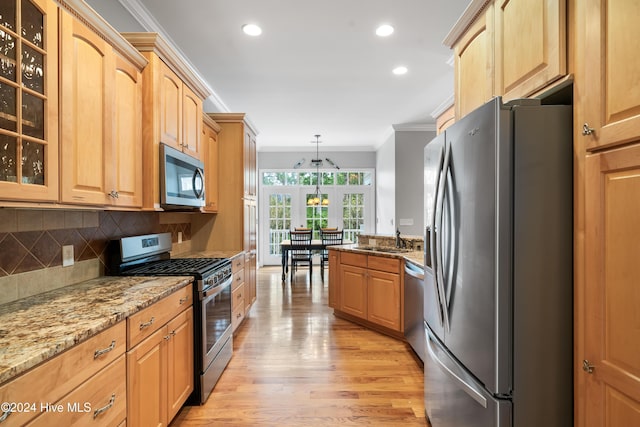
[0,0,58,201]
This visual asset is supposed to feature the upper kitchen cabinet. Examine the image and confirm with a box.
[121,32,210,210]
[581,0,640,152]
[494,0,567,102]
[202,113,220,213]
[449,1,495,119]
[59,3,146,207]
[0,0,58,202]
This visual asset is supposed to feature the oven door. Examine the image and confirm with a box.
[201,276,233,370]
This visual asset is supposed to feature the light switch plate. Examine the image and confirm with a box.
[399,218,414,226]
[62,245,74,267]
[178,231,183,244]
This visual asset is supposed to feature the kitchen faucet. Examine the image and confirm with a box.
[396,229,407,249]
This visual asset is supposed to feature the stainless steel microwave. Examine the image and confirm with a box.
[159,143,205,209]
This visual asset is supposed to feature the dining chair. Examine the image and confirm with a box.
[320,229,344,272]
[289,230,313,276]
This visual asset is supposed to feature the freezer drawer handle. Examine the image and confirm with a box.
[582,359,594,374]
[426,331,487,408]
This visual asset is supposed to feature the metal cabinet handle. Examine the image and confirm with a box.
[93,394,116,419]
[179,296,190,305]
[139,317,155,330]
[94,340,116,359]
[0,410,10,422]
[583,359,594,374]
[108,190,119,199]
[582,123,595,136]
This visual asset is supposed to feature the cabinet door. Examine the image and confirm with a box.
[582,0,640,151]
[328,250,340,309]
[166,307,193,422]
[436,106,455,135]
[113,54,142,207]
[340,264,367,319]
[0,0,59,202]
[158,61,182,151]
[243,127,257,197]
[584,144,640,427]
[127,327,167,427]
[367,269,401,331]
[494,0,566,101]
[454,2,494,119]
[60,10,113,205]
[203,123,219,212]
[181,85,202,160]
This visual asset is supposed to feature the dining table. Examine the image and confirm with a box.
[280,239,350,280]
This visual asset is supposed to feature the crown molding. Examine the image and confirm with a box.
[118,0,228,110]
[442,0,492,48]
[207,113,260,136]
[56,0,147,70]
[392,123,437,132]
[430,94,455,119]
[202,113,221,133]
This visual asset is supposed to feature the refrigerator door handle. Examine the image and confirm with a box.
[443,164,456,310]
[435,142,452,331]
[430,145,445,327]
[426,327,488,408]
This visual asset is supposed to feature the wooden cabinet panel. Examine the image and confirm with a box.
[27,355,127,427]
[182,85,202,160]
[367,256,400,274]
[0,322,125,427]
[60,10,113,205]
[494,0,566,101]
[232,283,245,310]
[113,54,143,207]
[159,61,182,151]
[584,144,640,426]
[436,105,455,135]
[583,0,640,151]
[166,307,194,422]
[340,264,368,319]
[328,250,340,309]
[367,269,401,331]
[340,252,367,268]
[127,284,192,349]
[202,116,220,212]
[0,0,59,202]
[127,327,166,427]
[454,3,494,119]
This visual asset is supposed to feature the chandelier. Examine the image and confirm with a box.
[307,134,329,206]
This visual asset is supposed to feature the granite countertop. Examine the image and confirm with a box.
[330,244,424,269]
[0,275,192,385]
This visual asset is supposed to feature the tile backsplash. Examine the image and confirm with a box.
[0,209,193,304]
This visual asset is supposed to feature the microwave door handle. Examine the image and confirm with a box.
[192,168,204,199]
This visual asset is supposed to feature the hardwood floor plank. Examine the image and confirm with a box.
[171,267,427,426]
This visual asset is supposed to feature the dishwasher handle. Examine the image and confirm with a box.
[404,263,424,280]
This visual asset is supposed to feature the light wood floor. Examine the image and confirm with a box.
[172,266,427,426]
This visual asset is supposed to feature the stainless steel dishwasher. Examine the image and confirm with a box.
[404,260,425,362]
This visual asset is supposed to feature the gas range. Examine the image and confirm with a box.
[107,233,233,405]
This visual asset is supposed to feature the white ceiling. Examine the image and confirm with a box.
[118,0,470,151]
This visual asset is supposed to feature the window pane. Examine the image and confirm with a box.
[337,172,346,185]
[0,133,17,182]
[0,1,16,31]
[21,140,44,184]
[0,82,17,132]
[299,172,312,185]
[322,172,334,185]
[21,0,43,48]
[22,91,44,139]
[21,45,43,93]
[285,172,297,185]
[363,172,372,186]
[0,31,16,82]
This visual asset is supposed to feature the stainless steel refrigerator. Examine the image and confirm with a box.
[423,97,573,427]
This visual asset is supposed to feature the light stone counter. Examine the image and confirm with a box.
[329,244,424,269]
[0,275,192,385]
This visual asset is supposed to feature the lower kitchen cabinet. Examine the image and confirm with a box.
[333,251,403,334]
[231,253,246,332]
[0,322,126,427]
[127,305,193,427]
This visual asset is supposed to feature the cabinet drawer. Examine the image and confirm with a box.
[368,255,401,274]
[232,283,245,310]
[231,254,245,274]
[232,304,245,332]
[0,322,125,427]
[340,252,367,268]
[232,268,245,291]
[127,284,192,349]
[26,355,127,427]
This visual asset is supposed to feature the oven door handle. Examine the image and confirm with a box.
[202,276,233,300]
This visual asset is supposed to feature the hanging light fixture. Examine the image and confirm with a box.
[307,134,329,206]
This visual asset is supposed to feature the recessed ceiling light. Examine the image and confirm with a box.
[392,66,408,75]
[242,24,262,36]
[376,24,394,37]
